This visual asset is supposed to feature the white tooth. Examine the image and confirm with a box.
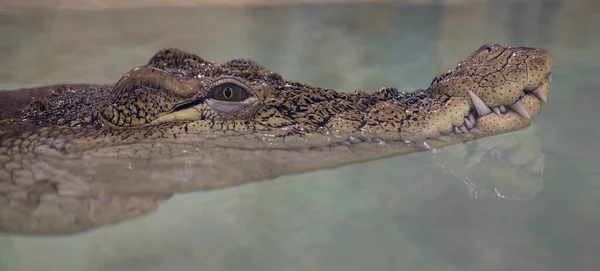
[532,87,547,103]
[509,100,531,119]
[468,91,492,116]
[492,106,501,116]
[548,73,552,83]
[468,113,476,125]
[459,125,469,133]
[464,118,474,129]
[499,105,507,113]
[454,127,462,134]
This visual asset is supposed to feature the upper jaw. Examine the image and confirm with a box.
[452,72,552,136]
[472,72,551,119]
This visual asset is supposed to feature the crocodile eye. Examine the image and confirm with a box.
[208,77,251,102]
[211,83,246,101]
[223,86,233,99]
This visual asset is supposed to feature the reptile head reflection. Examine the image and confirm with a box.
[0,44,554,235]
[0,44,554,215]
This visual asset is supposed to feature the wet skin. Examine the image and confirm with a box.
[0,44,552,234]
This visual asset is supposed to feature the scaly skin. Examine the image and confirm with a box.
[0,44,552,234]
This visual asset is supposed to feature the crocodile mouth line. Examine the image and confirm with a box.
[450,73,552,135]
[198,72,553,150]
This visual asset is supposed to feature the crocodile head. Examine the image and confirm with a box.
[0,44,552,191]
[428,43,552,136]
[91,43,552,148]
[0,43,553,234]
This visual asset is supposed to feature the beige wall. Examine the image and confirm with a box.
[2,0,491,10]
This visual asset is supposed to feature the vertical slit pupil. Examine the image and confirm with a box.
[224,87,233,99]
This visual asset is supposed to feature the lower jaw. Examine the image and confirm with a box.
[448,74,551,137]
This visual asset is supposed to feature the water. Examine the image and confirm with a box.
[1,1,599,270]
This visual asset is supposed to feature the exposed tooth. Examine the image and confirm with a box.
[468,113,476,125]
[532,87,548,103]
[459,125,469,133]
[468,91,492,116]
[548,73,552,83]
[464,118,474,129]
[492,106,501,116]
[454,127,462,134]
[499,105,506,113]
[509,100,531,119]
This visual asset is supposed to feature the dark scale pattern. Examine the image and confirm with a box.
[102,86,181,127]
[147,48,213,78]
[373,87,401,101]
[0,44,554,235]
[100,66,214,127]
[5,44,552,138]
[428,43,552,107]
[21,84,111,129]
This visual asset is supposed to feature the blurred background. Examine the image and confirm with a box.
[1,1,599,271]
[2,0,531,9]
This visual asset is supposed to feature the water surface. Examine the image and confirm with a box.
[1,1,599,270]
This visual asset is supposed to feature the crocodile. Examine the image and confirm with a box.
[0,43,552,234]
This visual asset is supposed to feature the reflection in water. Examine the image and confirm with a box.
[0,127,544,235]
[0,191,170,235]
[1,1,599,270]
[432,127,544,200]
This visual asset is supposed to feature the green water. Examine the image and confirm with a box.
[1,1,599,270]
